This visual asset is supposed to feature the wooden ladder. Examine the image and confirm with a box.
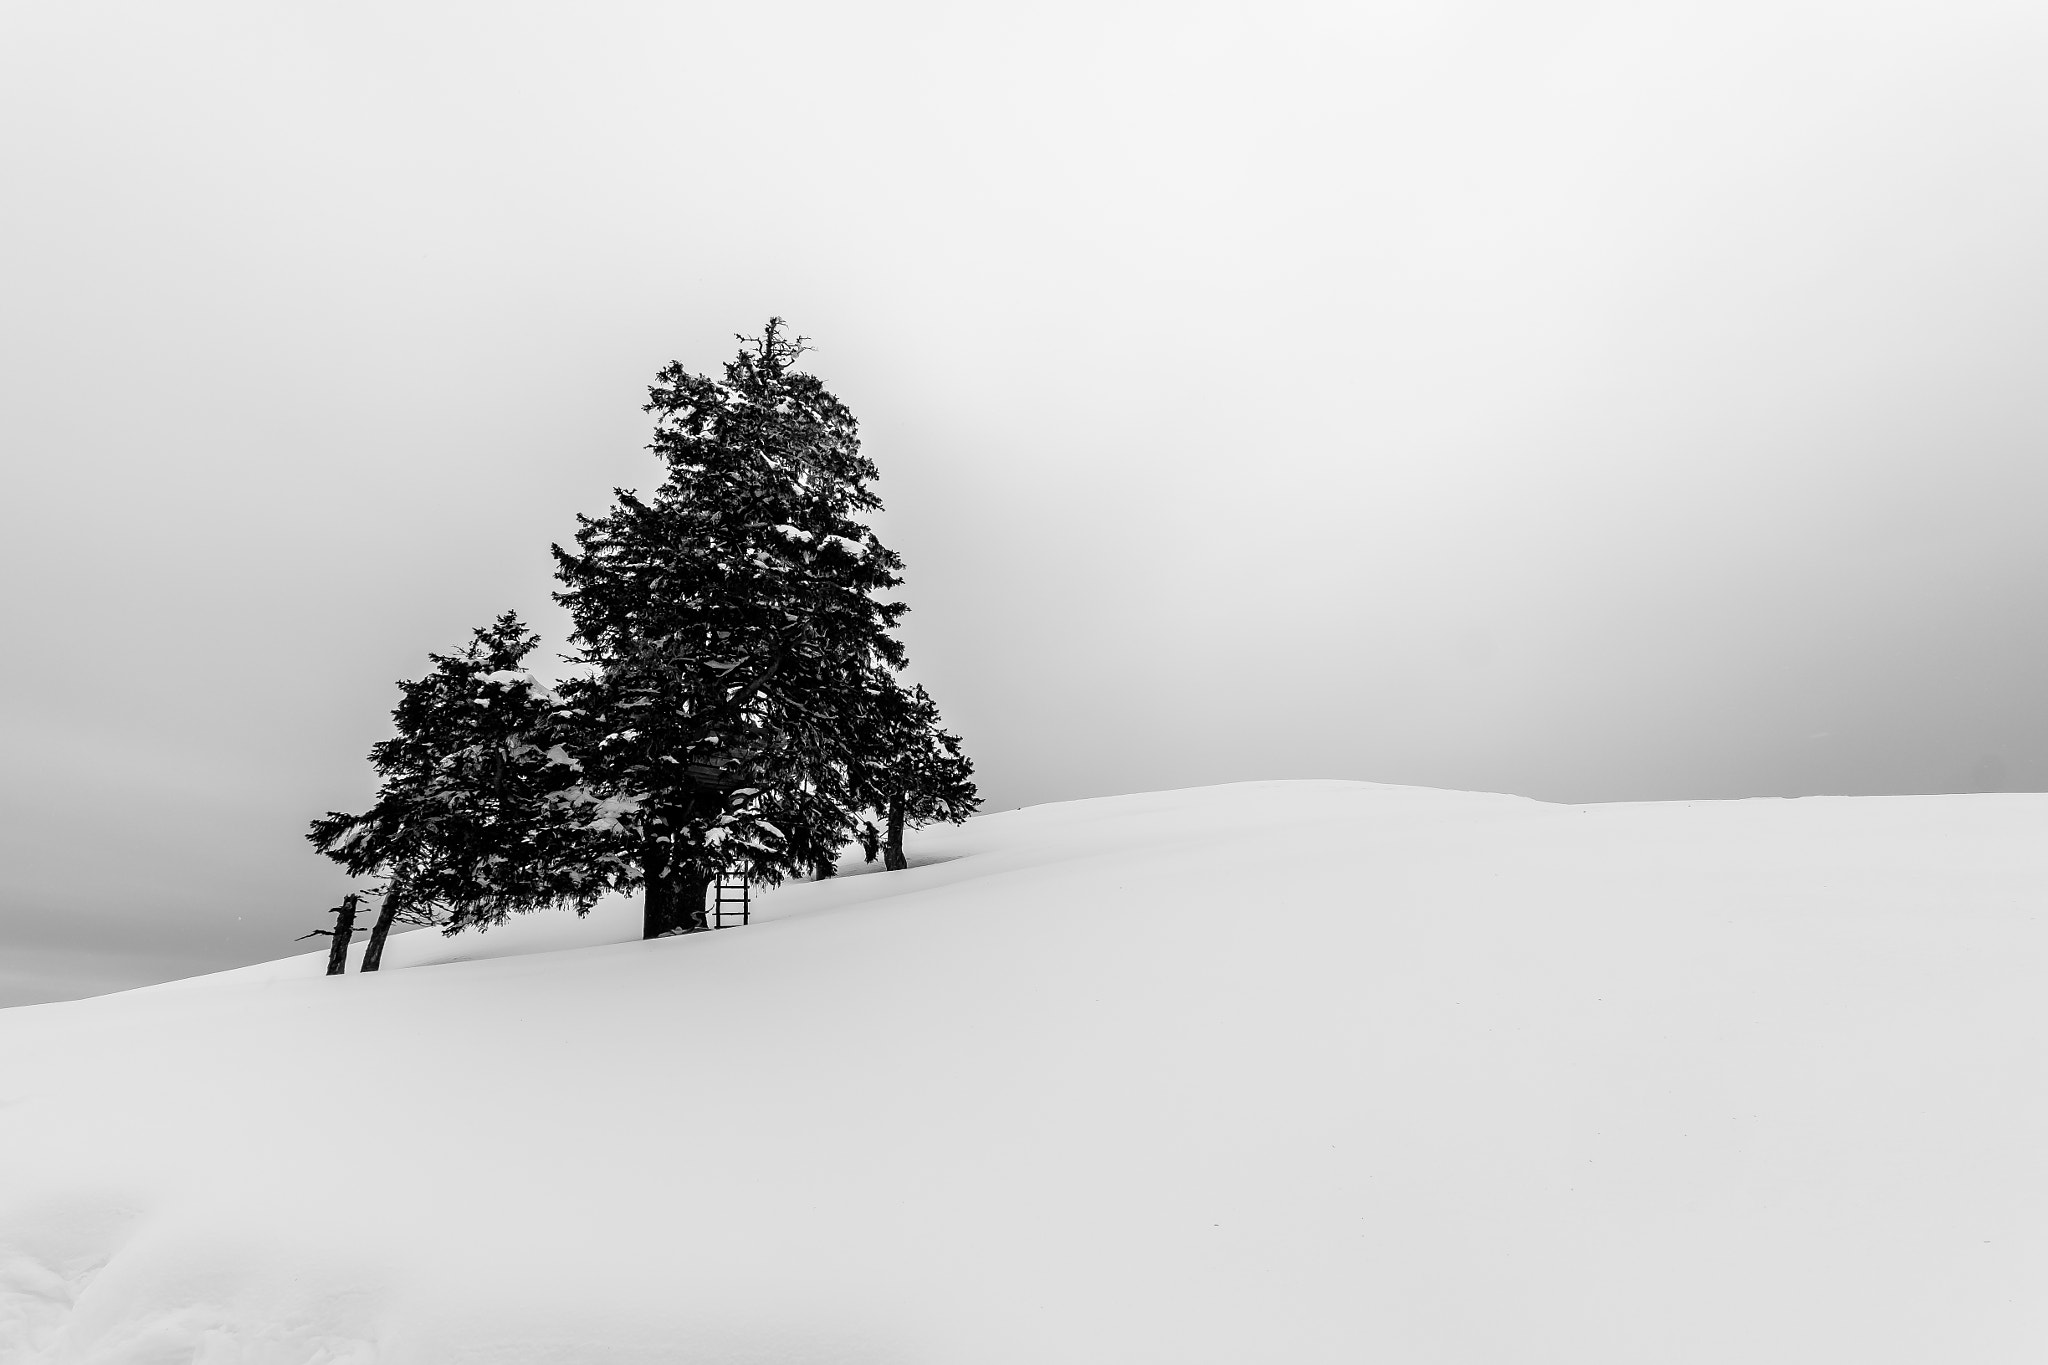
[711,872,750,929]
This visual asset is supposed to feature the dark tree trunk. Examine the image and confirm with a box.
[884,793,907,871]
[360,896,401,972]
[679,869,710,931]
[643,841,711,937]
[325,894,360,975]
[643,840,675,938]
[814,856,837,880]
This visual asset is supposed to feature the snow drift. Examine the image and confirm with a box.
[4,781,2046,1363]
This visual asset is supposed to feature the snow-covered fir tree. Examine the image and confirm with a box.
[310,322,979,947]
[551,319,937,935]
[307,612,602,963]
[858,680,978,871]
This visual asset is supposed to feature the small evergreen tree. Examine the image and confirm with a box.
[308,612,602,949]
[859,680,978,870]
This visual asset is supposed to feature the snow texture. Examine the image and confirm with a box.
[4,781,2047,1363]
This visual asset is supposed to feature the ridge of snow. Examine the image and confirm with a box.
[4,781,2047,1363]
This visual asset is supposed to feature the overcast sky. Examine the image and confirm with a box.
[5,0,2047,1005]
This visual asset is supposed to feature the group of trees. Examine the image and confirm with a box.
[307,321,976,967]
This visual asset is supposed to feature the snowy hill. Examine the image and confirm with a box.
[4,781,2047,1363]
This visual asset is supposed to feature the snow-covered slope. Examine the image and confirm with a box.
[4,781,2046,1363]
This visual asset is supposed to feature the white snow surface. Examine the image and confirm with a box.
[4,780,2047,1363]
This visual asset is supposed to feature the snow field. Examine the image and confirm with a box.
[3,781,2047,1362]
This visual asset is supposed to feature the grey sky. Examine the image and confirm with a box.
[5,0,2046,1005]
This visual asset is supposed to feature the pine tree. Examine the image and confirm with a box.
[310,322,980,945]
[551,320,912,936]
[308,612,602,954]
[859,680,978,871]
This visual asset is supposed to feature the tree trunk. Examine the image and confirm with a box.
[643,840,675,938]
[360,896,401,972]
[643,841,712,937]
[325,894,360,975]
[814,856,837,880]
[673,868,710,933]
[883,793,907,871]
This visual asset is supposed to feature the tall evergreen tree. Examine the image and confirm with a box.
[551,320,912,936]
